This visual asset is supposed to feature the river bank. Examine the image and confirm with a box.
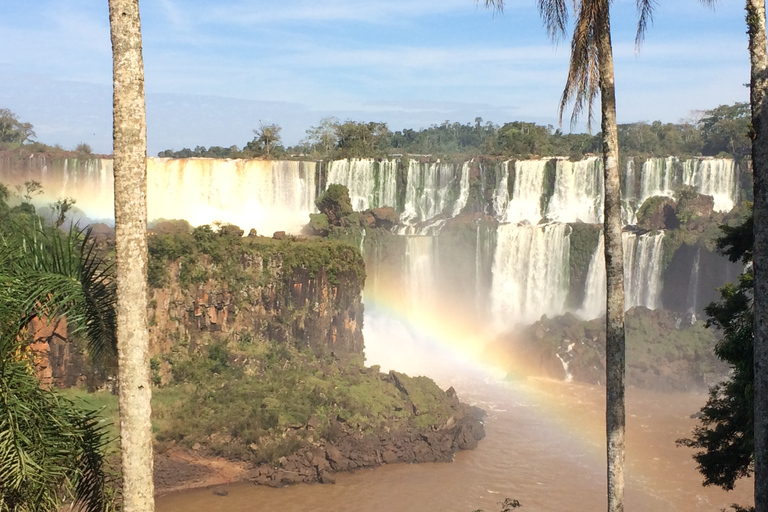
[154,393,486,495]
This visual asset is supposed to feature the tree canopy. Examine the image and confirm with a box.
[156,102,751,161]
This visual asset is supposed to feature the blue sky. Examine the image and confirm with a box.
[0,0,751,155]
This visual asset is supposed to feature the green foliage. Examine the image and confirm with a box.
[674,185,700,224]
[155,340,454,464]
[155,101,749,160]
[678,211,755,490]
[567,223,601,309]
[0,200,116,511]
[1,224,117,362]
[617,120,702,157]
[699,103,751,159]
[0,108,36,145]
[247,122,283,158]
[316,184,354,224]
[75,143,92,154]
[636,196,669,226]
[0,358,111,512]
[717,203,753,265]
[147,223,365,297]
[308,213,330,235]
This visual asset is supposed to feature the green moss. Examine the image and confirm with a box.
[148,226,366,296]
[149,341,457,463]
[567,223,601,309]
[636,196,669,227]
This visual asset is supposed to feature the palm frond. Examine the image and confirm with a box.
[0,224,117,362]
[538,0,570,42]
[479,0,505,13]
[0,349,111,512]
[635,0,657,50]
[559,0,601,131]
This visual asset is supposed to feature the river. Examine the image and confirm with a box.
[156,313,753,512]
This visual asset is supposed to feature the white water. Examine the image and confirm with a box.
[685,248,701,323]
[400,160,468,234]
[637,157,738,214]
[404,236,438,318]
[579,233,606,320]
[491,223,571,328]
[683,158,738,212]
[546,157,603,224]
[639,157,679,206]
[497,159,548,224]
[147,159,317,235]
[624,231,666,310]
[452,161,471,217]
[325,158,398,211]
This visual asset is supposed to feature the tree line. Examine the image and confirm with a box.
[156,102,750,161]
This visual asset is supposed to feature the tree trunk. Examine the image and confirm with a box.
[596,3,626,511]
[108,1,154,511]
[748,1,768,511]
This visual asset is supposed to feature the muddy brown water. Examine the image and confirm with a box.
[156,373,753,512]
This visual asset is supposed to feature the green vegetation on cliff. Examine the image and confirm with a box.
[148,221,365,290]
[154,339,456,463]
[567,223,601,309]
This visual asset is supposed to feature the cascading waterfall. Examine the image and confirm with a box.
[685,248,701,323]
[623,159,638,225]
[623,231,665,310]
[639,157,679,206]
[452,161,471,217]
[475,223,496,319]
[147,158,317,235]
[37,158,115,221]
[682,158,737,212]
[579,233,606,320]
[326,158,398,211]
[405,236,438,318]
[491,223,571,328]
[546,157,603,224]
[635,157,738,215]
[496,159,549,224]
[400,160,468,234]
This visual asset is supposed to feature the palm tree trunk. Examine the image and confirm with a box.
[748,1,768,510]
[596,3,626,511]
[108,1,154,510]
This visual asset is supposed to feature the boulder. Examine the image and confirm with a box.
[371,207,399,229]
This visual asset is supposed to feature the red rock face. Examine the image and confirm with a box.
[148,256,365,382]
[26,315,93,389]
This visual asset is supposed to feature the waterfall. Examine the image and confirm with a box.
[639,157,679,206]
[405,236,438,317]
[556,342,576,382]
[492,160,511,220]
[11,157,116,222]
[579,233,606,320]
[452,161,471,217]
[624,159,636,201]
[623,159,638,225]
[147,158,317,235]
[546,157,603,224]
[400,160,466,234]
[496,159,548,224]
[491,223,571,328]
[623,231,665,310]
[685,248,701,323]
[682,158,737,212]
[475,222,496,319]
[325,158,398,211]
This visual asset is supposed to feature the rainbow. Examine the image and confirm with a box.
[361,279,754,510]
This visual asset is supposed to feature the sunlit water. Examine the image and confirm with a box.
[157,312,753,512]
